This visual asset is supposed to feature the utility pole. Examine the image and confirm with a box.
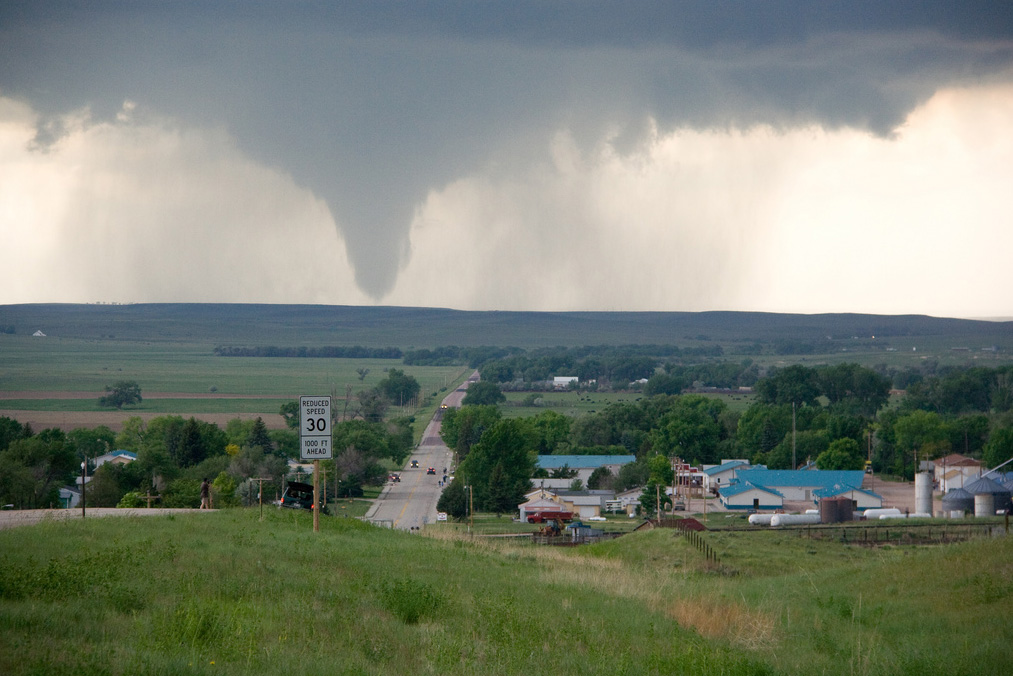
[80,458,87,519]
[792,401,797,470]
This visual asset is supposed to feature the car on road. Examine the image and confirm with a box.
[410,460,419,468]
[426,467,436,475]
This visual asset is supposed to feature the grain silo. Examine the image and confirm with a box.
[915,472,933,516]
[964,476,1011,516]
[940,487,974,517]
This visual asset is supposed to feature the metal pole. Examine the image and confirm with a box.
[313,459,320,532]
[80,459,86,519]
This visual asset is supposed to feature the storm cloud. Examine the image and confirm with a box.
[2,2,1012,314]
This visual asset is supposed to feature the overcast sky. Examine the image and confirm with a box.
[2,2,1012,317]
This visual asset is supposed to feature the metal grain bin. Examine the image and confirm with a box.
[940,487,974,516]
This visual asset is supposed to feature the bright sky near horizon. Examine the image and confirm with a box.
[2,3,1012,318]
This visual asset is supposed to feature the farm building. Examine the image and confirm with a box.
[552,376,578,389]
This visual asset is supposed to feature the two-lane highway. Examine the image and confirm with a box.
[364,372,476,530]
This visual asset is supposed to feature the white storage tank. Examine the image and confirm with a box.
[879,512,932,520]
[748,513,775,526]
[862,507,902,520]
[770,513,821,527]
[915,472,933,516]
[974,492,995,518]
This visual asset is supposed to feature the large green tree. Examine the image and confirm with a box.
[457,418,535,512]
[983,427,1013,471]
[754,365,820,407]
[377,368,421,406]
[99,381,142,409]
[815,438,865,471]
[440,405,501,463]
[461,381,506,407]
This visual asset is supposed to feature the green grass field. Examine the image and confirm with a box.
[1,509,1010,676]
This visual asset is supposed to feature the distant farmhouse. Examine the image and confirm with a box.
[552,376,578,389]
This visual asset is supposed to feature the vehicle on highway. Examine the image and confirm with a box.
[410,460,419,468]
[426,467,436,475]
[280,481,328,514]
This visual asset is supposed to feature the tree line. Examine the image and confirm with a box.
[213,345,402,358]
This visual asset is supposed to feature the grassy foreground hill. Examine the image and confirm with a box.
[2,510,1010,676]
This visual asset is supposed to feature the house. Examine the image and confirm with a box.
[719,482,784,510]
[813,483,883,512]
[933,454,981,492]
[553,376,578,389]
[553,490,611,519]
[518,496,568,522]
[613,486,645,515]
[520,487,614,520]
[535,454,636,488]
[731,469,867,503]
[59,486,82,509]
[702,459,750,492]
[93,450,137,468]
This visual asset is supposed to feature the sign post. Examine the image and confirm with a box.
[300,396,332,532]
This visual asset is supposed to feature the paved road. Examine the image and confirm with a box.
[365,372,477,530]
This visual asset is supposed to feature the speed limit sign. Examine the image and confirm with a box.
[299,395,332,460]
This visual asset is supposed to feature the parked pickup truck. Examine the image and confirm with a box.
[527,511,574,523]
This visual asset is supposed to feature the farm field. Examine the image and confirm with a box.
[1,507,1010,676]
[0,333,471,431]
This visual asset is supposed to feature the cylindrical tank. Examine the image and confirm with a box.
[770,513,821,527]
[748,513,775,526]
[879,512,932,519]
[941,488,974,515]
[862,507,901,520]
[966,476,1011,515]
[819,496,853,524]
[974,493,995,517]
[915,472,933,516]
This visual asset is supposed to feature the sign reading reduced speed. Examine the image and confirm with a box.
[299,395,332,460]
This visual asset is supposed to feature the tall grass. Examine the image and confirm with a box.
[1,510,1010,675]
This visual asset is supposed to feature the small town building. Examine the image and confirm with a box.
[719,482,784,510]
[731,469,868,503]
[932,454,981,492]
[702,459,750,492]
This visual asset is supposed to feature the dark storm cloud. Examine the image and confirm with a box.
[2,1,1011,297]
